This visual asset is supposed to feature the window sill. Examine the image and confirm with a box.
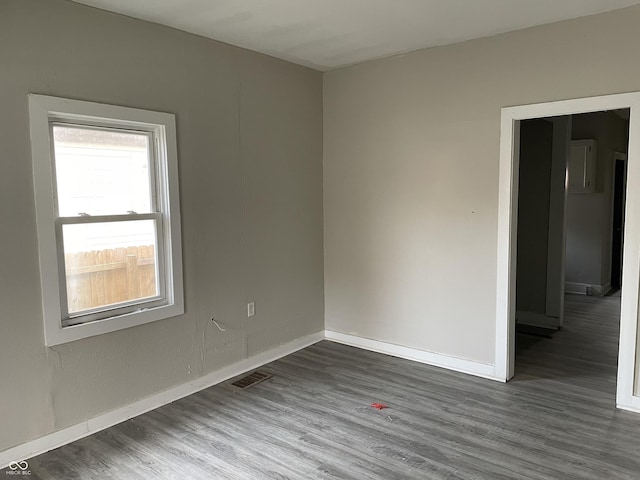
[45,303,184,346]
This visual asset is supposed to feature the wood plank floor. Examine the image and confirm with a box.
[19,294,640,479]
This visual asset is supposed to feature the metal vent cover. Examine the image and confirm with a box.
[231,370,272,389]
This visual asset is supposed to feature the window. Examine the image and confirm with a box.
[29,95,184,346]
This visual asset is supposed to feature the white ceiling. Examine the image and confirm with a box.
[72,0,640,71]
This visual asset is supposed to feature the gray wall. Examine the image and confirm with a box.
[0,0,324,452]
[566,112,629,288]
[516,117,570,327]
[516,120,553,316]
[324,5,640,364]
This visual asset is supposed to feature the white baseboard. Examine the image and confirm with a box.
[516,310,560,330]
[599,281,612,296]
[617,401,640,414]
[0,331,324,469]
[324,330,500,381]
[565,281,611,296]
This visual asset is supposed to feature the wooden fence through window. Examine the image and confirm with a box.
[64,245,157,313]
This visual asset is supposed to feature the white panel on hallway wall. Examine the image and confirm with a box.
[569,139,597,194]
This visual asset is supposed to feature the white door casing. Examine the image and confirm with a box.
[495,92,640,412]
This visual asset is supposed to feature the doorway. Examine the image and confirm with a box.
[495,92,640,413]
[513,111,629,397]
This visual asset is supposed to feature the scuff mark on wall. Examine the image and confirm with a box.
[45,346,63,371]
[45,348,61,430]
[200,330,206,373]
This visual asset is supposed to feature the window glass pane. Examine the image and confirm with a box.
[63,220,158,315]
[53,125,152,216]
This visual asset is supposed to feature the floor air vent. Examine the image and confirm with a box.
[231,371,272,389]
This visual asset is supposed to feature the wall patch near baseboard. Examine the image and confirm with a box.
[0,331,324,469]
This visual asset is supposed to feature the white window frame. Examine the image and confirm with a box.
[29,95,184,346]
